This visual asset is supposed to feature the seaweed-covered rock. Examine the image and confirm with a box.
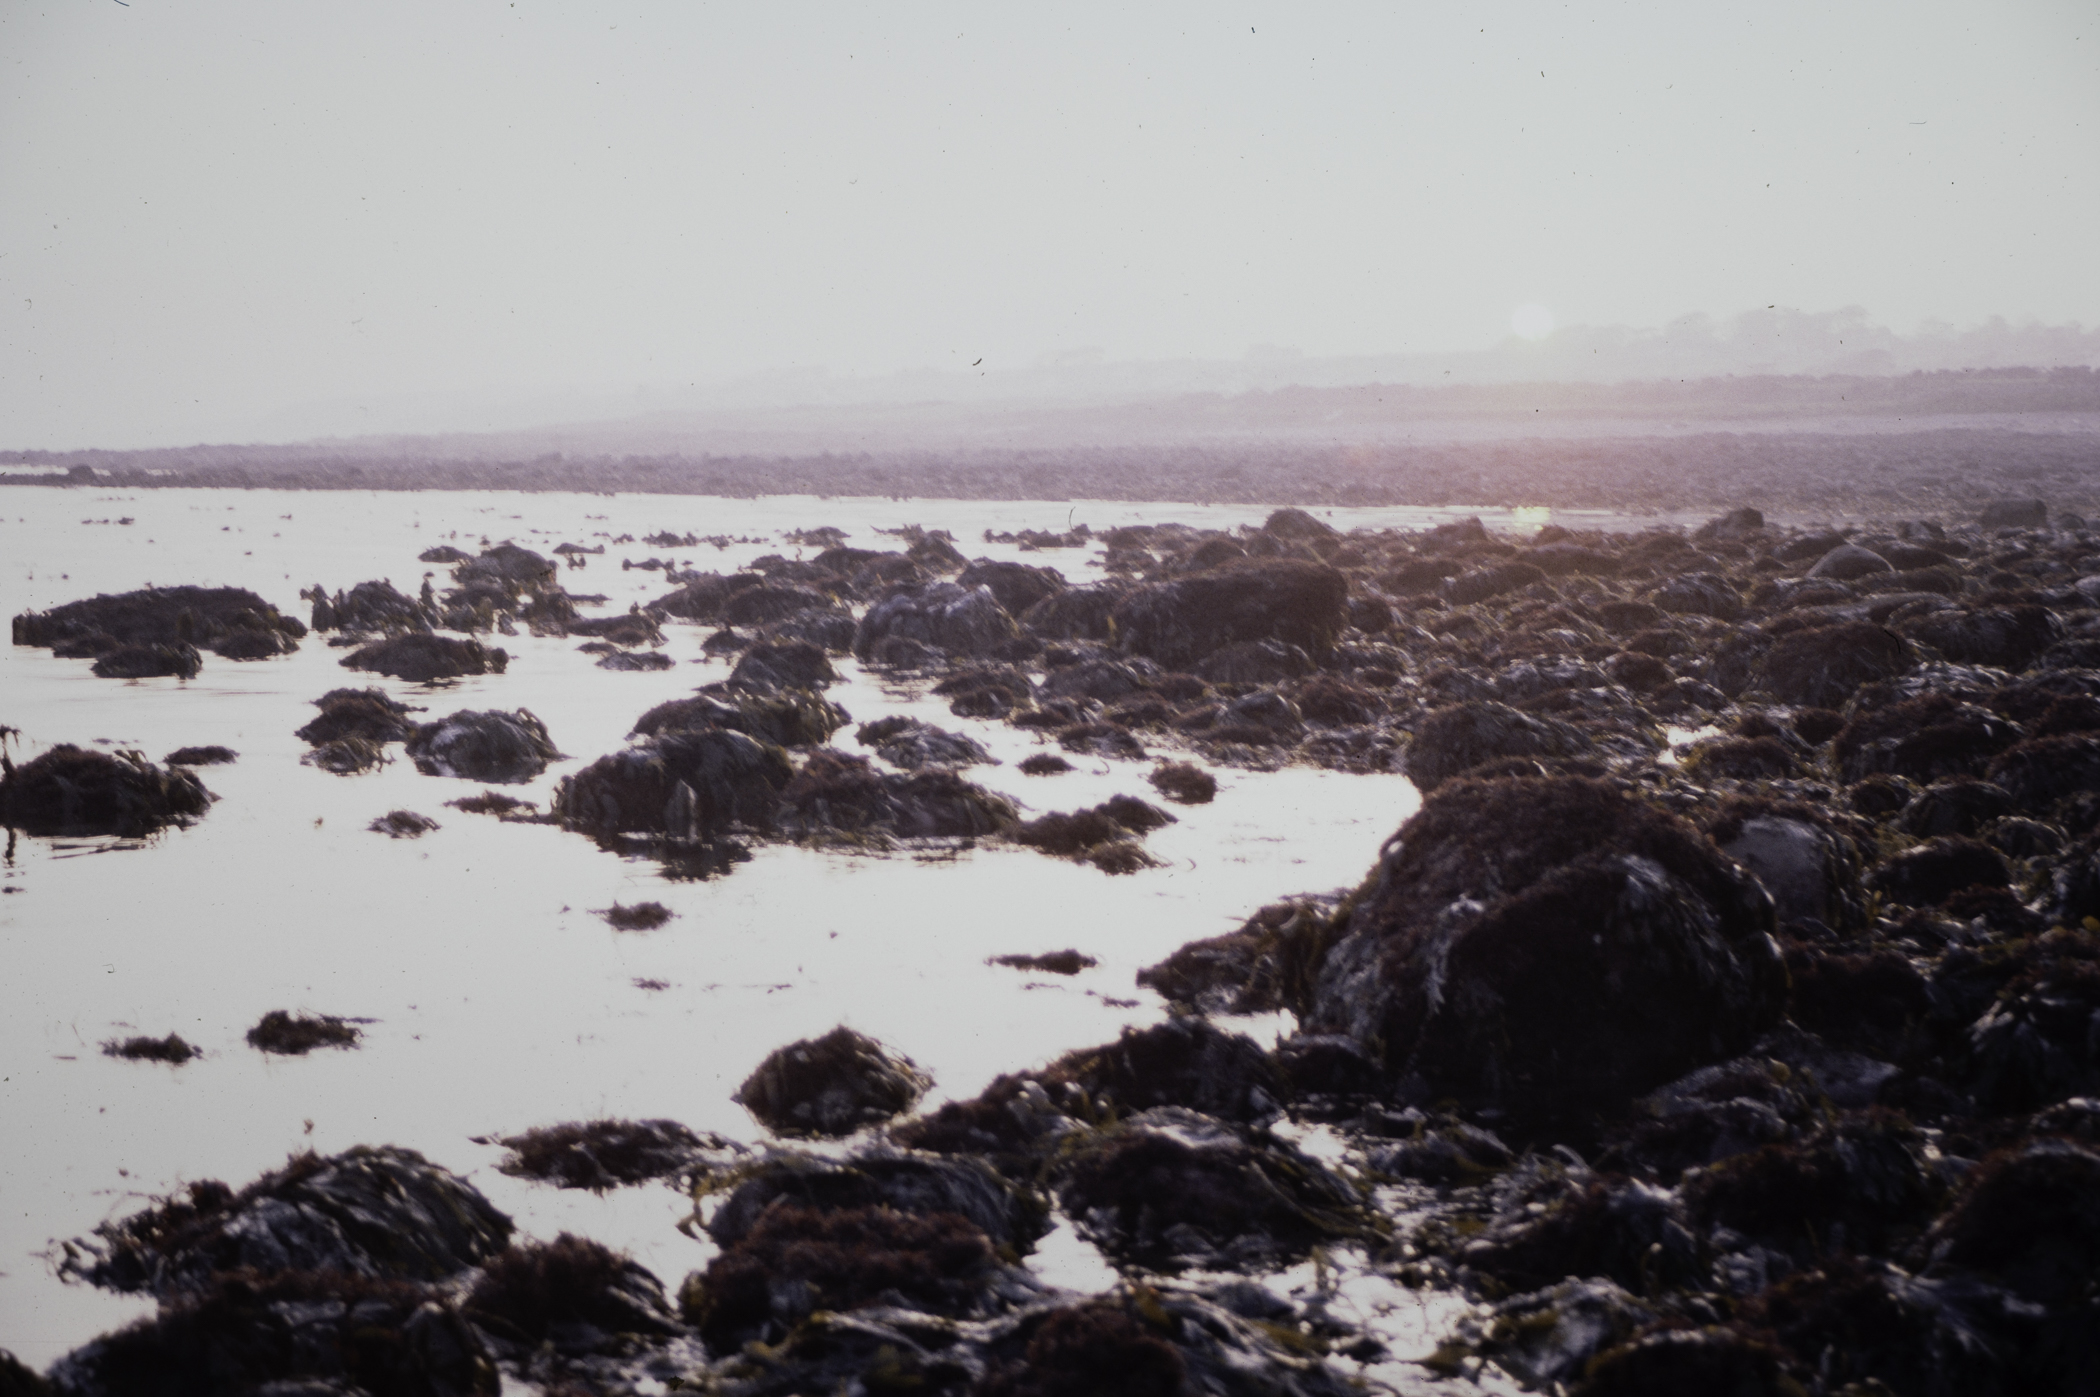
[1925,1135,2100,1305]
[735,1026,932,1137]
[630,688,847,748]
[62,1146,512,1297]
[1137,898,1337,1017]
[1035,1017,1285,1123]
[1754,622,1913,708]
[1052,1109,1372,1272]
[301,736,388,775]
[1986,733,2100,811]
[1110,559,1349,669]
[727,637,839,690]
[14,585,303,664]
[163,745,236,767]
[465,1234,679,1354]
[1682,1110,1936,1266]
[47,1269,497,1397]
[1707,801,1868,938]
[1904,605,2064,671]
[1148,760,1218,804]
[90,642,203,679]
[1308,776,1786,1129]
[682,1204,1020,1350]
[1979,497,2050,529]
[857,717,993,770]
[776,749,1017,839]
[1019,583,1125,641]
[1833,693,2026,786]
[491,1118,734,1190]
[340,633,507,683]
[297,687,419,746]
[552,729,792,837]
[958,559,1066,615]
[0,745,213,837]
[1867,836,2010,907]
[1433,1278,1658,1391]
[1649,570,1744,621]
[401,709,559,783]
[854,582,1019,660]
[1403,700,1590,792]
[311,577,434,633]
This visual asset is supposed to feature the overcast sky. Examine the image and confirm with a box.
[4,1,2096,450]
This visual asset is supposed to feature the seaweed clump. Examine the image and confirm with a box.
[162,746,236,766]
[367,809,438,838]
[600,900,673,930]
[245,1011,361,1055]
[0,744,213,837]
[103,1033,198,1064]
[491,1118,729,1190]
[734,1026,932,1137]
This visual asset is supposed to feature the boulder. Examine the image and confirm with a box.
[1752,621,1912,708]
[90,642,203,679]
[403,709,560,783]
[0,745,213,837]
[854,582,1019,660]
[775,750,1017,839]
[726,637,839,690]
[1403,700,1590,791]
[61,1145,512,1297]
[957,559,1066,615]
[551,729,792,838]
[1110,559,1349,669]
[630,688,847,748]
[297,687,419,745]
[1806,543,1894,580]
[340,633,508,682]
[734,1027,932,1137]
[13,585,304,663]
[1308,776,1786,1128]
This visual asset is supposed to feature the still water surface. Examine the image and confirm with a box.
[0,488,1621,1372]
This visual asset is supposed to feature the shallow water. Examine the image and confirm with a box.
[0,487,1620,1371]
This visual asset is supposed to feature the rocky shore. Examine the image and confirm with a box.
[8,493,2100,1394]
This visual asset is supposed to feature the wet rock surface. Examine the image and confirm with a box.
[41,501,2100,1394]
[0,745,213,837]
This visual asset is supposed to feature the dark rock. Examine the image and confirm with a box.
[630,688,847,748]
[684,1203,1016,1351]
[465,1234,679,1353]
[854,582,1019,660]
[1402,700,1589,791]
[1753,622,1912,707]
[403,709,558,783]
[1434,1278,1656,1392]
[735,1026,932,1137]
[297,688,419,746]
[62,1146,511,1297]
[989,950,1096,974]
[1148,760,1217,804]
[1191,638,1314,684]
[1904,605,2063,670]
[1807,543,1895,580]
[1707,799,1869,938]
[300,737,387,775]
[958,559,1066,615]
[491,1118,733,1190]
[1927,1136,2100,1305]
[1038,658,1152,703]
[48,1270,497,1397]
[162,745,236,766]
[1899,779,2018,838]
[1036,1018,1285,1123]
[720,583,833,628]
[0,745,213,837]
[1137,898,1336,1018]
[1834,693,2025,785]
[1018,752,1073,775]
[728,637,838,690]
[1986,733,2100,811]
[1053,1109,1371,1272]
[1683,1110,1935,1266]
[1868,837,2011,906]
[1572,1327,1798,1397]
[594,648,675,671]
[1019,583,1126,642]
[1649,571,1743,621]
[775,749,1017,839]
[314,578,432,633]
[91,642,203,679]
[1953,929,2100,1112]
[1308,776,1786,1130]
[1683,736,1796,781]
[340,633,507,683]
[14,585,303,664]
[1442,560,1547,605]
[1527,543,1624,577]
[858,718,992,770]
[552,729,792,838]
[1110,559,1348,669]
[701,1145,1043,1256]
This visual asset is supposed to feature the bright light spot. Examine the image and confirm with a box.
[1512,303,1555,340]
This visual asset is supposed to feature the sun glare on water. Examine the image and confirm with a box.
[1512,303,1555,340]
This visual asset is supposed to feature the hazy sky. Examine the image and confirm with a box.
[4,1,2097,449]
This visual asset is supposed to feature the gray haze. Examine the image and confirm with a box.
[4,1,2097,451]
